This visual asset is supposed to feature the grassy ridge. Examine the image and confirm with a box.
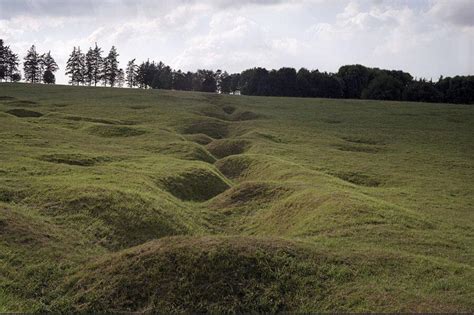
[0,83,473,312]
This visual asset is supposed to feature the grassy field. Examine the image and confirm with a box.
[0,82,473,312]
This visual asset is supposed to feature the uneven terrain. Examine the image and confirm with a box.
[0,83,473,312]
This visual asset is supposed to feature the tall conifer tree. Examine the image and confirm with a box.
[103,46,119,87]
[65,46,85,85]
[42,51,58,84]
[23,45,41,83]
[126,59,137,88]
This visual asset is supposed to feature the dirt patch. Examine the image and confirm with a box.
[206,139,251,159]
[6,108,43,117]
[86,125,147,137]
[332,171,382,187]
[181,119,229,139]
[159,167,230,201]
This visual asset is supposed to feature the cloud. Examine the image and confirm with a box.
[0,0,294,20]
[305,0,473,77]
[0,0,95,19]
[0,0,472,83]
[171,13,274,71]
[429,0,474,27]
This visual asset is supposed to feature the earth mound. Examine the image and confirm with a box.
[181,119,229,139]
[159,167,230,201]
[206,139,251,159]
[51,236,326,313]
[153,142,216,163]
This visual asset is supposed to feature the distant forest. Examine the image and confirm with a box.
[1,39,473,104]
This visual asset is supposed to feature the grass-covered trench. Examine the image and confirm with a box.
[0,83,473,312]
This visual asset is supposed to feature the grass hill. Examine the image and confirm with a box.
[0,83,473,312]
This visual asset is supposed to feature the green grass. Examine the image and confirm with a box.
[0,82,473,312]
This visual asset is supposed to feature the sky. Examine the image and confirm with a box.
[0,0,473,84]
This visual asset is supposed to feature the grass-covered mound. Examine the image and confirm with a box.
[206,139,251,158]
[50,236,334,313]
[151,141,216,163]
[51,236,474,313]
[209,181,292,209]
[180,118,229,139]
[158,166,231,201]
[30,186,193,249]
[0,83,473,312]
[331,171,382,187]
[3,99,39,107]
[184,133,214,145]
[198,105,263,121]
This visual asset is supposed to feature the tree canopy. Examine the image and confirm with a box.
[2,38,473,104]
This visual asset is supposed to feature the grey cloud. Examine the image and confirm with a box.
[0,0,95,18]
[0,0,286,19]
[429,0,474,27]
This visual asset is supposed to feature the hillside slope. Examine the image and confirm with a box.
[0,83,473,312]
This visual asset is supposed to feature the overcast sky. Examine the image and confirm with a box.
[1,0,473,84]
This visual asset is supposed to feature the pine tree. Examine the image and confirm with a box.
[5,47,20,82]
[84,47,94,86]
[0,39,6,81]
[65,46,85,85]
[85,43,104,87]
[23,45,41,83]
[42,51,58,72]
[117,68,125,87]
[136,62,146,88]
[103,46,119,87]
[126,59,137,88]
[43,70,55,84]
[0,40,19,82]
[38,53,46,82]
[42,51,58,84]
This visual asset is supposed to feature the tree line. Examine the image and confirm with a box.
[1,39,473,104]
[1,40,58,84]
[238,65,474,104]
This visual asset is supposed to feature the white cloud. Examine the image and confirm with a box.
[0,0,472,83]
[171,13,274,71]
